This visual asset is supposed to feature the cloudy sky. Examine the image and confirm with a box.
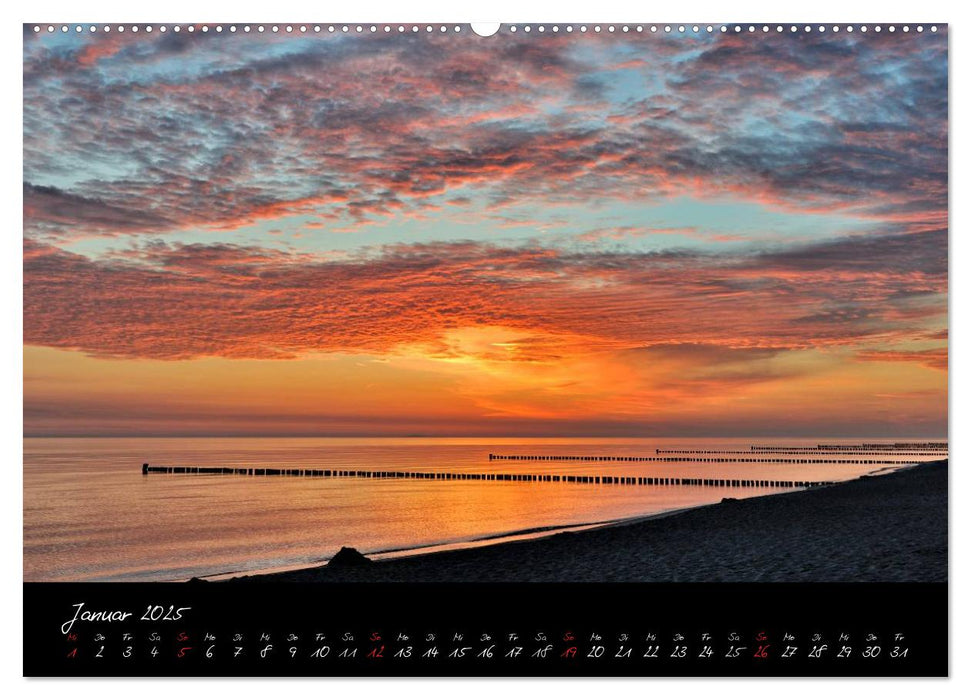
[22,26,947,437]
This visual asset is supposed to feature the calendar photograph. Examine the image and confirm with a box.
[22,21,948,677]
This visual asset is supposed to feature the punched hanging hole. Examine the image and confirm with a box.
[470,23,500,37]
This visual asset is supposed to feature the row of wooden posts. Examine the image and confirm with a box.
[488,454,910,465]
[750,443,946,451]
[141,463,831,489]
[654,449,945,457]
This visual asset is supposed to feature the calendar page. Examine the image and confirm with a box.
[21,21,948,677]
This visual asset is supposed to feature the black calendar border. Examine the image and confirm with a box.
[23,581,948,677]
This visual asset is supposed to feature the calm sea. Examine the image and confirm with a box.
[22,437,945,582]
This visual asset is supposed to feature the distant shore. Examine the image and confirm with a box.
[228,460,947,583]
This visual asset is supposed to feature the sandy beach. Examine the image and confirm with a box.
[228,459,947,584]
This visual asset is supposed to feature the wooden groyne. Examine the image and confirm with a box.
[750,443,946,451]
[654,449,945,457]
[488,454,914,465]
[140,463,831,489]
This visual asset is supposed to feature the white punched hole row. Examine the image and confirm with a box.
[31,24,941,35]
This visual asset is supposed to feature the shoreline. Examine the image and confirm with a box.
[225,459,947,584]
[203,506,704,582]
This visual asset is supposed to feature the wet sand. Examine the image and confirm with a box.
[230,460,947,583]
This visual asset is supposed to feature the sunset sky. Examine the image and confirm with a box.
[23,26,947,437]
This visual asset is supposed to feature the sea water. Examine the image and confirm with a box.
[23,436,945,581]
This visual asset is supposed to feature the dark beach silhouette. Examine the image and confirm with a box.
[228,460,947,584]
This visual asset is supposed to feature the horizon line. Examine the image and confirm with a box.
[22,433,950,440]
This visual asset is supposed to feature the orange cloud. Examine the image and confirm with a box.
[857,348,948,371]
[24,230,946,364]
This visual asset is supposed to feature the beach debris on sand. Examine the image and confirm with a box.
[327,546,372,567]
